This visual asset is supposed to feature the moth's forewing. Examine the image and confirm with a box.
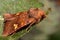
[2,21,15,37]
[2,14,17,37]
[2,12,35,37]
[14,11,35,31]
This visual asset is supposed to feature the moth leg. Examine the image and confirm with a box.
[26,18,36,31]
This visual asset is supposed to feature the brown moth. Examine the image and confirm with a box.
[2,8,46,37]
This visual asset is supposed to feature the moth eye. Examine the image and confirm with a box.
[13,24,18,30]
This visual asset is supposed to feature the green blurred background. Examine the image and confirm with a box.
[0,0,60,40]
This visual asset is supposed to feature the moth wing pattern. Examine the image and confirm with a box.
[2,8,46,37]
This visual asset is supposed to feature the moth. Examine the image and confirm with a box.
[2,8,46,37]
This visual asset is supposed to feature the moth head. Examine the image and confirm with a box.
[28,8,46,20]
